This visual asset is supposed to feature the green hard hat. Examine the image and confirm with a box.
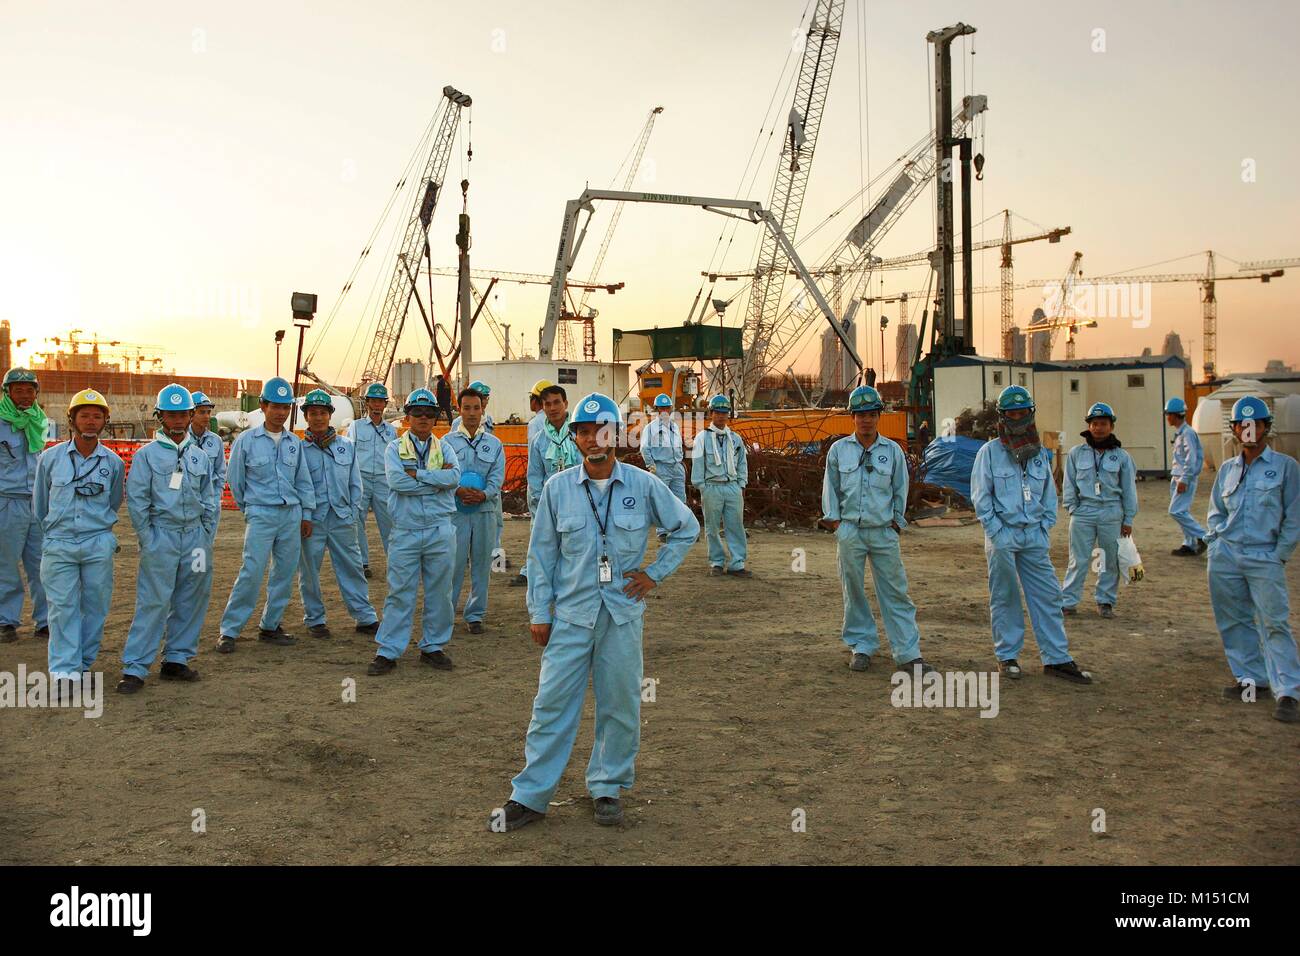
[2,368,38,392]
[302,388,334,411]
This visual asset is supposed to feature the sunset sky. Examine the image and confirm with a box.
[2,0,1297,385]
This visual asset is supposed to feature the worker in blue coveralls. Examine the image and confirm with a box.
[347,382,396,581]
[971,385,1092,684]
[365,387,461,675]
[1164,396,1206,557]
[691,393,751,578]
[1207,396,1300,724]
[34,389,124,683]
[511,383,579,589]
[641,393,686,543]
[507,379,555,588]
[216,377,315,653]
[490,392,699,832]
[297,389,379,639]
[1060,402,1138,620]
[450,380,505,567]
[117,384,216,693]
[446,386,504,634]
[188,391,225,628]
[0,367,49,643]
[821,384,933,674]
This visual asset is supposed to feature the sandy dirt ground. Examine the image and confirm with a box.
[1,480,1296,865]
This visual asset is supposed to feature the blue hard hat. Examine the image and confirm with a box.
[1164,397,1187,416]
[404,387,438,412]
[1230,396,1272,424]
[363,382,389,401]
[708,394,732,413]
[456,471,486,514]
[1085,402,1116,423]
[190,390,214,409]
[467,380,491,398]
[569,392,622,429]
[848,385,884,413]
[156,383,195,412]
[653,393,673,409]
[997,385,1034,412]
[261,377,294,404]
[302,388,334,410]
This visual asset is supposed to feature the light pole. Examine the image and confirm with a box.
[288,293,317,430]
[274,329,285,377]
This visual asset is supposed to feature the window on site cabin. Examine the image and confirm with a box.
[1127,374,1145,388]
[1017,373,1027,386]
[1070,379,1080,393]
[558,368,578,385]
[992,372,1003,386]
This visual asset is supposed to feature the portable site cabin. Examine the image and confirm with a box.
[933,354,1188,476]
[462,360,631,423]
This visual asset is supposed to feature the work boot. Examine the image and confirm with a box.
[508,573,528,587]
[1097,604,1114,619]
[35,625,49,640]
[593,797,624,827]
[999,658,1022,680]
[1044,660,1093,684]
[488,800,545,833]
[709,566,724,576]
[420,650,454,671]
[116,674,145,695]
[366,655,396,676]
[1195,538,1207,555]
[308,624,332,639]
[0,624,16,643]
[363,564,372,580]
[1275,697,1299,724]
[726,568,753,579]
[1171,545,1196,556]
[849,652,871,672]
[1222,681,1271,701]
[216,635,237,654]
[160,662,201,682]
[355,620,380,635]
[1062,605,1077,616]
[656,531,668,543]
[899,657,937,675]
[468,621,484,635]
[258,626,297,646]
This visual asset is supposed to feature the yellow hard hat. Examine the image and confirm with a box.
[69,388,111,415]
[530,379,554,398]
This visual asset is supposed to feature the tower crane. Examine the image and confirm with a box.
[1024,252,1096,359]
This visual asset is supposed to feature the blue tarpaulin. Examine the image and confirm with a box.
[920,435,986,502]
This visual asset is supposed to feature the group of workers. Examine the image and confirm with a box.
[0,363,1296,833]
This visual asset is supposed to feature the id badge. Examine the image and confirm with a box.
[1094,481,1102,496]
[169,470,184,490]
[598,555,613,583]
[1022,484,1032,502]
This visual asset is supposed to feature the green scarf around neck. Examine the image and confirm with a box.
[0,395,48,454]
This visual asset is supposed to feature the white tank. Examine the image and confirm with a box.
[1192,398,1223,469]
[1272,393,1300,459]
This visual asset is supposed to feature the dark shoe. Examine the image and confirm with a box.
[709,566,724,576]
[35,625,49,640]
[508,573,528,587]
[1222,681,1272,701]
[308,624,332,639]
[420,650,454,671]
[258,627,297,646]
[1171,545,1196,556]
[656,531,668,543]
[1044,660,1093,684]
[593,796,624,827]
[362,564,372,580]
[898,657,937,675]
[849,652,871,672]
[1061,605,1077,616]
[0,625,16,643]
[489,800,545,833]
[355,620,380,634]
[1275,696,1299,723]
[1098,604,1114,619]
[116,674,145,695]
[467,621,484,635]
[216,636,237,654]
[726,568,753,578]
[159,662,201,682]
[1195,538,1207,555]
[999,658,1023,680]
[366,655,396,676]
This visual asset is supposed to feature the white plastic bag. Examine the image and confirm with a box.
[1117,535,1144,584]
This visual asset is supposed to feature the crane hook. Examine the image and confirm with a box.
[973,153,985,181]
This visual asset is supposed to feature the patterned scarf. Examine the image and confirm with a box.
[997,411,1041,465]
[544,416,580,471]
[306,427,337,451]
[0,395,48,454]
[1082,431,1121,450]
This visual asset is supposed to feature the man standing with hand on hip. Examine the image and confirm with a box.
[491,393,698,832]
[1164,397,1206,556]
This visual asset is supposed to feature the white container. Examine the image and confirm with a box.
[464,359,631,422]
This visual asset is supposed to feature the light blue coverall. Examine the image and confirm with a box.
[1205,446,1300,700]
[34,440,125,678]
[690,425,748,571]
[453,414,503,555]
[219,426,316,638]
[373,435,461,660]
[1169,421,1206,548]
[446,426,505,625]
[121,436,216,678]
[189,425,226,628]
[821,433,921,663]
[971,439,1072,666]
[527,415,577,512]
[0,418,48,631]
[641,415,686,536]
[346,417,396,568]
[298,433,377,628]
[511,461,699,813]
[1061,441,1139,608]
